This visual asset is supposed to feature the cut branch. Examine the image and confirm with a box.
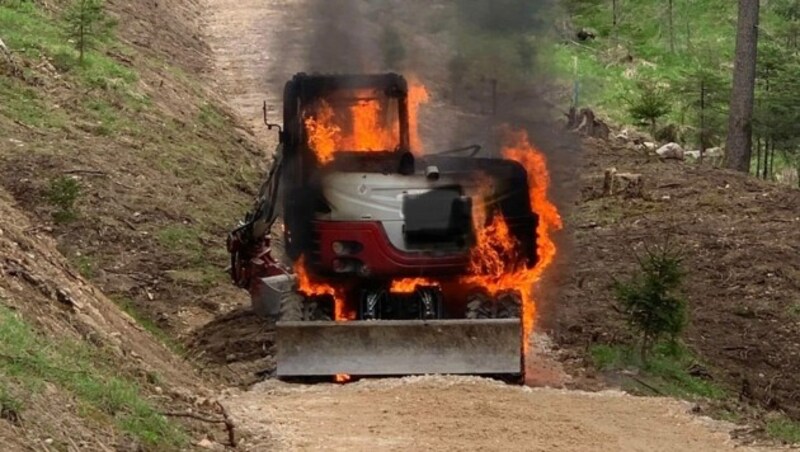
[161,402,237,447]
[217,401,237,447]
[161,411,228,424]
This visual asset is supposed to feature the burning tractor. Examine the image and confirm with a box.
[228,73,558,378]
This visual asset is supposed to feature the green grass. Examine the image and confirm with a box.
[156,225,205,263]
[83,98,121,136]
[155,224,228,290]
[0,305,186,448]
[547,0,799,178]
[166,266,226,291]
[114,297,186,356]
[0,77,68,129]
[590,342,726,400]
[77,51,138,90]
[0,1,141,133]
[0,382,24,424]
[0,2,70,61]
[198,103,226,129]
[0,2,135,83]
[71,254,95,279]
[546,44,633,123]
[46,175,82,223]
[766,416,800,444]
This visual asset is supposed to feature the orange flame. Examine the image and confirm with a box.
[304,80,430,164]
[296,114,561,373]
[461,126,562,355]
[349,98,395,152]
[294,257,347,321]
[467,214,520,278]
[390,277,437,293]
[294,257,352,383]
[408,80,430,154]
[304,101,340,164]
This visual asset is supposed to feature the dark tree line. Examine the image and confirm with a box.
[566,0,799,181]
[752,1,800,184]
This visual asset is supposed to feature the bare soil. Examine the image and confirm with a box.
[189,308,275,385]
[225,376,782,451]
[0,0,263,344]
[0,187,223,449]
[0,0,261,447]
[551,138,800,419]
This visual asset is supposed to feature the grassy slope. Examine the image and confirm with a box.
[551,0,795,168]
[550,1,800,439]
[0,1,262,340]
[0,0,262,448]
[0,183,210,449]
[0,305,186,449]
[549,0,735,116]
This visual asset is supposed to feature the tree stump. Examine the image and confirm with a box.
[567,107,611,140]
[603,168,644,198]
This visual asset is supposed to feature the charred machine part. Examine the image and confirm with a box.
[227,73,539,378]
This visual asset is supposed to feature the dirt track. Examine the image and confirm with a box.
[201,1,789,451]
[225,376,772,451]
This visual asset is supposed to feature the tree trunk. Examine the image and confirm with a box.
[640,337,649,364]
[725,0,760,173]
[686,4,693,51]
[796,163,800,189]
[699,79,706,163]
[755,136,761,177]
[668,0,676,53]
[79,26,85,64]
[768,140,776,179]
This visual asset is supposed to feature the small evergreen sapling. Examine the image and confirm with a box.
[614,242,688,361]
[64,0,114,64]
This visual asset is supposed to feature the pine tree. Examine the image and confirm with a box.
[677,54,729,157]
[627,80,671,137]
[64,0,112,65]
[725,0,761,172]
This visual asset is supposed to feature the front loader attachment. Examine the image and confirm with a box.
[276,319,522,377]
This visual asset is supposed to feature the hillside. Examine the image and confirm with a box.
[0,0,261,342]
[551,0,800,183]
[0,187,212,449]
[0,0,261,448]
[552,134,800,425]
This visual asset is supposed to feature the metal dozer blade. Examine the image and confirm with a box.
[276,319,522,377]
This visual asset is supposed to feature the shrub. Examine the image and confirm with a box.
[614,241,687,360]
[63,0,115,64]
[0,385,23,425]
[627,80,671,137]
[46,176,81,223]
